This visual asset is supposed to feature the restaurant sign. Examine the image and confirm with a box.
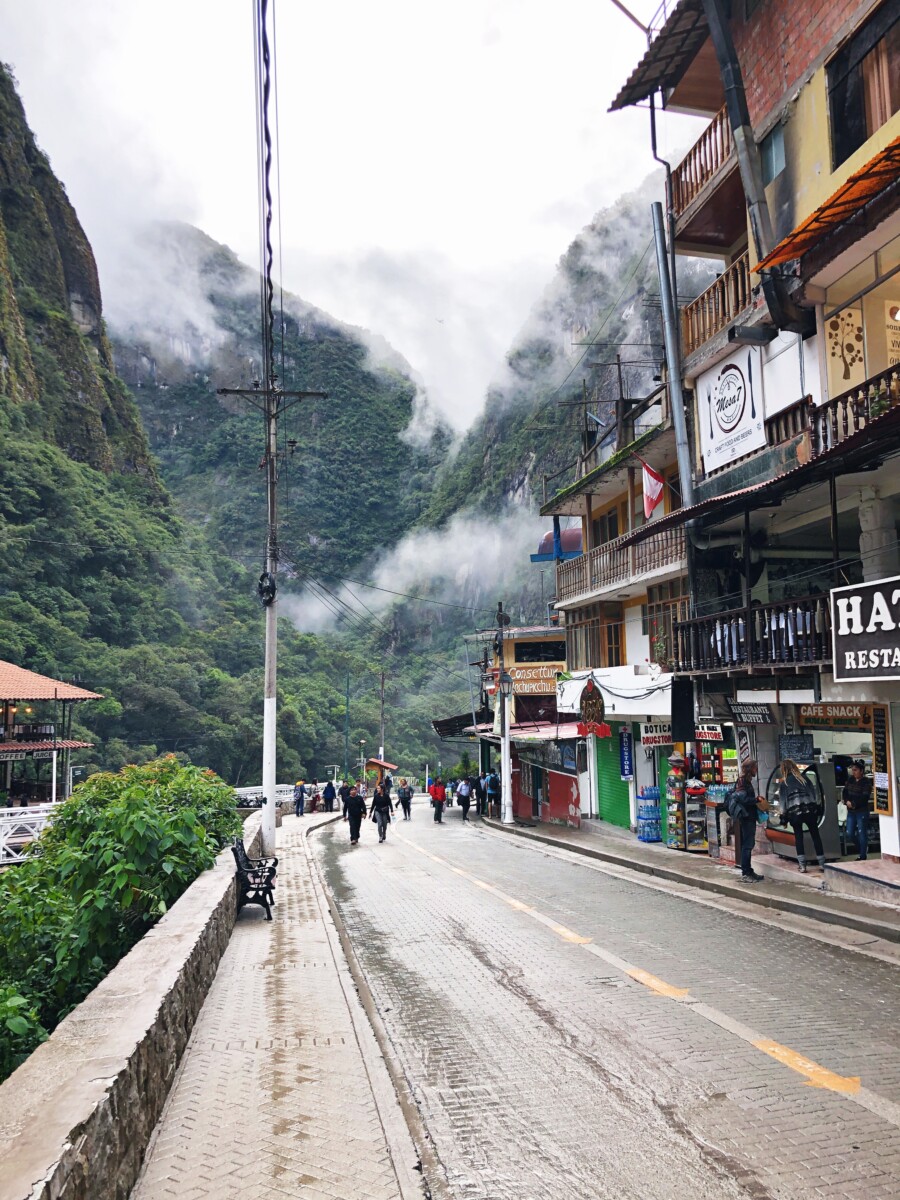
[726,700,775,725]
[508,663,565,695]
[798,703,871,731]
[831,574,900,681]
[697,345,765,474]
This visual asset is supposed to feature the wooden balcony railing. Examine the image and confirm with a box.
[812,363,900,455]
[681,251,752,357]
[557,525,686,603]
[674,594,832,675]
[671,106,734,218]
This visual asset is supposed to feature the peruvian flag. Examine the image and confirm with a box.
[638,457,665,519]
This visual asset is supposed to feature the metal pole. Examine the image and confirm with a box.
[651,202,695,510]
[379,670,385,761]
[343,672,350,778]
[498,601,514,825]
[260,387,278,857]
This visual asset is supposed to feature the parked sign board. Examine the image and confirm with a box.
[831,574,900,681]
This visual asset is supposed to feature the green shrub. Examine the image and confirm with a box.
[0,985,47,1080]
[0,757,242,1082]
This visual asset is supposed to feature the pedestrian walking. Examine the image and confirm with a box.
[843,759,873,860]
[384,772,393,795]
[322,779,337,812]
[726,759,767,883]
[309,778,320,812]
[345,786,366,845]
[457,776,473,822]
[777,758,825,872]
[486,769,501,817]
[397,778,414,820]
[474,772,487,816]
[293,779,306,818]
[429,777,447,823]
[370,783,394,843]
[339,779,352,818]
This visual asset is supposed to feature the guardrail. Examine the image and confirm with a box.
[672,106,734,218]
[681,251,752,357]
[0,803,56,865]
[812,363,900,454]
[674,594,832,674]
[557,525,686,602]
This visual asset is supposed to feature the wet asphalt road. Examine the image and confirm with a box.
[314,800,900,1200]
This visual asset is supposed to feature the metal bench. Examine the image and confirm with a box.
[231,844,275,920]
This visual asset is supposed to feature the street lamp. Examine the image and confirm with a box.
[499,670,514,825]
[358,740,366,784]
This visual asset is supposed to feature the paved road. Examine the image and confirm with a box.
[315,800,900,1200]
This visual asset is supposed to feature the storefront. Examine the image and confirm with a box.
[511,723,582,828]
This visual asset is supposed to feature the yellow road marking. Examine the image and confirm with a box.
[753,1039,861,1094]
[392,829,882,1111]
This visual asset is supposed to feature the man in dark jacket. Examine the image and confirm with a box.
[844,760,873,860]
[339,780,352,817]
[322,780,337,812]
[732,760,766,883]
[345,786,367,845]
[474,772,487,815]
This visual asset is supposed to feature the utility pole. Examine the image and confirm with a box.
[343,672,350,780]
[379,670,386,761]
[496,600,514,825]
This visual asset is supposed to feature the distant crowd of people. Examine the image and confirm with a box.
[290,767,503,844]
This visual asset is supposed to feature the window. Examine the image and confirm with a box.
[828,2,900,167]
[591,507,619,547]
[760,125,785,186]
[514,639,566,663]
[604,620,622,668]
[646,580,688,668]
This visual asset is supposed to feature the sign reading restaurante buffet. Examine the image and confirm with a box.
[697,345,766,473]
[831,574,900,681]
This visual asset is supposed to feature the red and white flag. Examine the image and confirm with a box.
[639,457,665,519]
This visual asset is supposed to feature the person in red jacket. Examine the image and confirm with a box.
[428,777,447,823]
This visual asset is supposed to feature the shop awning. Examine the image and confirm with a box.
[610,0,707,112]
[510,722,582,743]
[432,708,492,741]
[755,136,900,270]
[0,661,102,702]
[0,740,93,754]
[365,757,399,771]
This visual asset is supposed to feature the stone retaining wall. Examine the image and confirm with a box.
[0,813,262,1200]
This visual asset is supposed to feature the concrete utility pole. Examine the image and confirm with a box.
[343,672,350,779]
[496,601,514,825]
[379,670,385,761]
[218,387,324,856]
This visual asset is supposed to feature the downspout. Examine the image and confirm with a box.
[650,92,680,356]
[700,0,813,334]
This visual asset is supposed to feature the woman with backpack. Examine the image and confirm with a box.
[778,759,825,872]
[727,759,767,883]
[396,778,414,820]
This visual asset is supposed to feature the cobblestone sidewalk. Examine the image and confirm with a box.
[130,811,421,1200]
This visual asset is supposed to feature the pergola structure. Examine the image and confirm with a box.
[0,661,100,805]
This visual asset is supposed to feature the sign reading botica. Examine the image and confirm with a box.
[831,574,900,681]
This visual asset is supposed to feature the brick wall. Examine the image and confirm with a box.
[731,0,879,132]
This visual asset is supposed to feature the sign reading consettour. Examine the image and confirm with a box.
[831,574,900,681]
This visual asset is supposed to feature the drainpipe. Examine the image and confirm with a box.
[700,0,813,335]
[650,93,680,360]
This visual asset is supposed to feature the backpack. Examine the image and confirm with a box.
[724,786,753,819]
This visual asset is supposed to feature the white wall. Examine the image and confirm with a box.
[625,605,650,667]
[761,331,823,416]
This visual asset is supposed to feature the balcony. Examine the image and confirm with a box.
[812,363,900,455]
[557,525,686,604]
[674,594,833,676]
[671,106,734,219]
[681,251,752,357]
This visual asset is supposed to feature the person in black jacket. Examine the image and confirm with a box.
[345,786,367,845]
[370,783,394,843]
[339,780,352,817]
[396,778,414,820]
[844,760,873,860]
[778,759,825,872]
[732,760,767,883]
[322,779,337,812]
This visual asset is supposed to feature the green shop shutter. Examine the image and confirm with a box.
[595,721,631,828]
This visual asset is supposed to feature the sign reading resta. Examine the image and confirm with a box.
[831,575,900,681]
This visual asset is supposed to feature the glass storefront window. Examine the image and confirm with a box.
[823,235,900,399]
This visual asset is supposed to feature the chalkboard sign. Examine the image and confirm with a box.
[871,703,893,816]
[778,734,814,762]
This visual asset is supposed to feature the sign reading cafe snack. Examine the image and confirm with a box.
[697,345,766,473]
[831,574,900,681]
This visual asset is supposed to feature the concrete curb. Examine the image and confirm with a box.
[479,816,900,945]
[0,813,262,1200]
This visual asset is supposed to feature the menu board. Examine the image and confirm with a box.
[871,703,893,817]
[778,734,815,762]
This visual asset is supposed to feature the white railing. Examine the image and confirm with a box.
[0,803,56,865]
[234,785,296,808]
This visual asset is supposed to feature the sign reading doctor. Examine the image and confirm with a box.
[698,346,765,474]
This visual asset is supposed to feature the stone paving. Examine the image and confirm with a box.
[316,800,900,1200]
[130,810,420,1200]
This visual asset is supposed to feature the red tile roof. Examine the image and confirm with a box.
[0,661,102,702]
[0,740,94,752]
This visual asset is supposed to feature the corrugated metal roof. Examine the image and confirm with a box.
[0,662,102,702]
[610,0,707,112]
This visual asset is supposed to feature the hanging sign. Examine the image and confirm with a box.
[831,574,900,682]
[871,703,894,817]
[0,749,26,762]
[640,722,673,746]
[507,663,565,694]
[695,723,723,742]
[619,727,634,780]
[799,703,871,731]
[577,678,611,738]
[726,700,775,725]
[697,346,765,474]
[736,726,757,767]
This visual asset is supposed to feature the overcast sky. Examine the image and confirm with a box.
[4,1,703,429]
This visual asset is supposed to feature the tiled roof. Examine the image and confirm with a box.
[0,661,102,702]
[0,740,94,752]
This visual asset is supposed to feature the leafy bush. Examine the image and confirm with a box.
[0,757,241,1082]
[0,985,47,1079]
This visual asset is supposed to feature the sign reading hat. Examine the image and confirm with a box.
[577,678,611,738]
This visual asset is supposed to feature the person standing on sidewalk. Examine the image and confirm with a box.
[474,772,487,816]
[844,760,873,860]
[729,760,767,883]
[293,780,306,818]
[397,778,413,820]
[429,777,446,823]
[322,779,337,812]
[457,776,473,822]
[486,769,501,817]
[345,786,366,845]
[370,782,394,843]
[778,759,826,873]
